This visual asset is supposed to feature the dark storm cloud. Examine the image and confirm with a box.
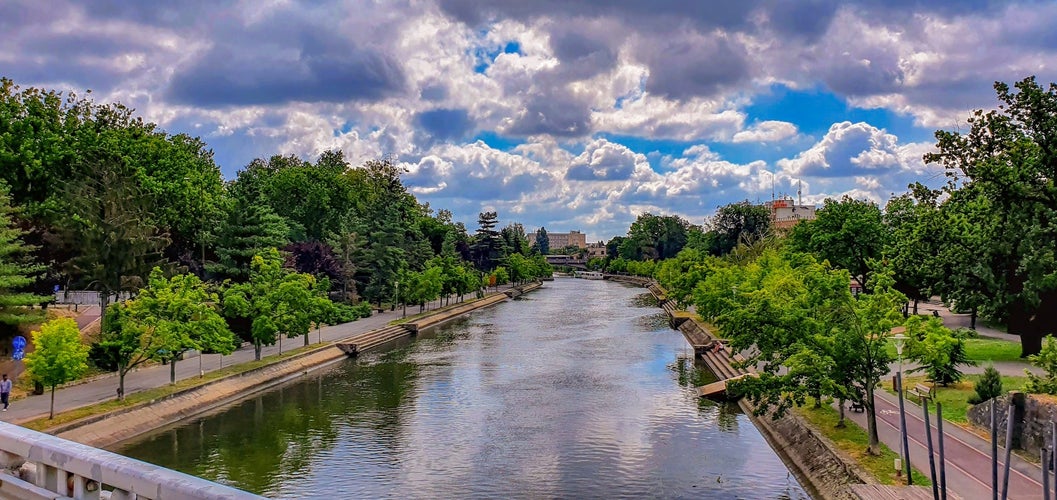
[550,31,618,80]
[504,92,592,137]
[416,109,474,140]
[637,36,751,99]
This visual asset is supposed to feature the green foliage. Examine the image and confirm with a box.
[533,227,550,254]
[789,196,886,293]
[1026,335,1057,395]
[619,213,690,261]
[970,365,1003,404]
[703,201,771,256]
[903,315,975,386]
[925,77,1057,356]
[131,268,236,383]
[883,187,944,302]
[0,184,47,324]
[209,197,289,282]
[23,317,89,418]
[328,302,372,323]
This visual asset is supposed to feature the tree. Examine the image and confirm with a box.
[132,269,236,384]
[883,186,945,314]
[1026,335,1057,394]
[472,211,502,270]
[24,318,89,418]
[704,201,771,256]
[534,227,550,255]
[620,213,690,261]
[698,250,905,454]
[970,365,1003,404]
[62,150,169,322]
[789,196,887,293]
[903,315,975,386]
[0,184,47,327]
[95,301,159,400]
[209,197,289,282]
[925,77,1057,356]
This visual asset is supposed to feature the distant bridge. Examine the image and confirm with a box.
[545,255,588,270]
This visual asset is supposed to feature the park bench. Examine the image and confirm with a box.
[849,401,865,413]
[906,383,934,402]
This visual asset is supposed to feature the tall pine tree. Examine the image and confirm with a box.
[209,198,289,282]
[0,184,47,326]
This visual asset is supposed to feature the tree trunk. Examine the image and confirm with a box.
[970,307,978,330]
[865,385,881,455]
[912,298,919,315]
[49,385,55,419]
[304,332,310,347]
[170,358,177,384]
[254,341,262,361]
[837,398,847,428]
[118,363,127,401]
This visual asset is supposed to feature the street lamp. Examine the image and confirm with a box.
[893,331,910,483]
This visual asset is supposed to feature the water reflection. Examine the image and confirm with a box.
[116,279,809,499]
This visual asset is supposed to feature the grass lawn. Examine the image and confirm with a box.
[881,374,1030,424]
[886,337,1025,364]
[797,403,931,486]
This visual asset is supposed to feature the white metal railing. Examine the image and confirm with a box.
[54,290,133,306]
[0,422,264,499]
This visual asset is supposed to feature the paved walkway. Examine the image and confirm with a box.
[0,291,506,424]
[845,389,1045,500]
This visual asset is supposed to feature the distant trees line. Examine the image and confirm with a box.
[0,77,552,408]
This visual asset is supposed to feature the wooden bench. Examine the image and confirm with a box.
[906,383,934,402]
[849,401,865,413]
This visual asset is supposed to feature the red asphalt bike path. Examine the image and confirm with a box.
[846,389,1044,500]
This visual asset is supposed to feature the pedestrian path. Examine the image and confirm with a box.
[0,290,509,425]
[844,389,1044,500]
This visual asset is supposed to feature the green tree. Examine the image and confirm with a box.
[62,151,169,322]
[620,213,690,260]
[704,201,771,256]
[789,196,887,293]
[0,184,47,327]
[95,301,159,400]
[24,318,89,418]
[903,315,975,386]
[883,186,945,314]
[472,211,502,270]
[132,269,236,384]
[209,197,289,282]
[925,77,1057,356]
[534,227,550,254]
[970,365,1003,404]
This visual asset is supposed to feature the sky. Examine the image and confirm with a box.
[3,1,1057,241]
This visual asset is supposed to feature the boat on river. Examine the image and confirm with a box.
[575,271,604,280]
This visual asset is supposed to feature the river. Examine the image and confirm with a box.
[115,278,809,499]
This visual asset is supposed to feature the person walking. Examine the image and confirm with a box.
[1,374,11,411]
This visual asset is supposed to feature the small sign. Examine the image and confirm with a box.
[12,336,25,361]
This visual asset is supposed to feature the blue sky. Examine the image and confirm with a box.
[3,0,1056,240]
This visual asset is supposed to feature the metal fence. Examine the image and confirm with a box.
[53,290,132,306]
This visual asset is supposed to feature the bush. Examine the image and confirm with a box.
[328,302,373,323]
[87,342,119,372]
[969,365,1003,404]
[905,316,975,386]
[1026,335,1057,395]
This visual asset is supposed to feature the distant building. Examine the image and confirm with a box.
[586,242,607,260]
[764,198,816,230]
[528,230,587,249]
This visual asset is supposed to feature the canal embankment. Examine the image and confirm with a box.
[631,275,872,500]
[42,283,545,448]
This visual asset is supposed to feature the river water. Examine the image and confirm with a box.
[115,279,809,499]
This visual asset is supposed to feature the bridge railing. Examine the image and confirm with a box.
[0,422,263,499]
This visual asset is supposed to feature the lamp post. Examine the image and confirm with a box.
[893,332,910,482]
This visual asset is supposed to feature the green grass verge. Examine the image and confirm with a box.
[22,343,324,432]
[797,404,931,486]
[881,374,1030,424]
[886,337,1025,364]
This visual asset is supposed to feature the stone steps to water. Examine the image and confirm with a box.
[336,325,414,356]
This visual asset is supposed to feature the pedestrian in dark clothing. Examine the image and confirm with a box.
[1,374,11,411]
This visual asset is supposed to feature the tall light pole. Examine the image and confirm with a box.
[893,331,910,482]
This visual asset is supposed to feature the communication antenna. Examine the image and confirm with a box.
[771,171,775,204]
[798,179,803,206]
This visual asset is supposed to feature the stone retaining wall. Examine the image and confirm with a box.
[968,392,1056,460]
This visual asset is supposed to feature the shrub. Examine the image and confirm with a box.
[1026,335,1057,395]
[328,302,374,323]
[87,343,119,372]
[905,316,976,386]
[969,365,1003,404]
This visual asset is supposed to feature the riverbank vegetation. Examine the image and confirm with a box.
[0,77,551,407]
[594,76,1057,467]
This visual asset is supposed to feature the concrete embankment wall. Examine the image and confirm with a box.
[55,285,544,448]
[642,279,869,500]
